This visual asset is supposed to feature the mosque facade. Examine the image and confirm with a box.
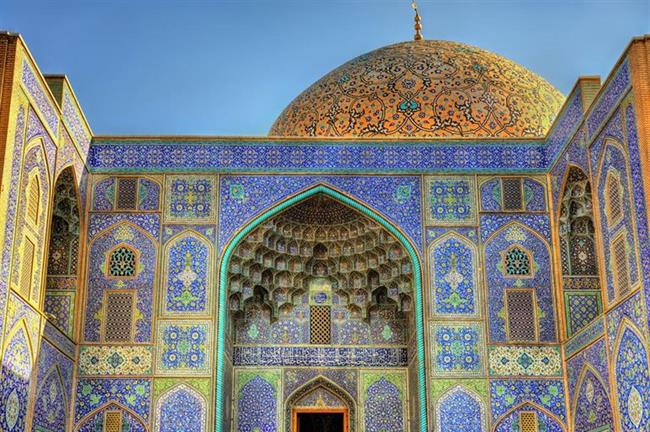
[0,26,650,432]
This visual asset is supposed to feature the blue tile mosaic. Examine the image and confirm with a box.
[490,379,566,421]
[219,175,422,251]
[88,139,550,173]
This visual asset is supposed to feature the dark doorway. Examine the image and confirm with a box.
[297,412,344,432]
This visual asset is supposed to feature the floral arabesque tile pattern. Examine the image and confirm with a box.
[156,321,212,374]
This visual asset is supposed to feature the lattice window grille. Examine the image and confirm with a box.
[502,178,523,211]
[27,173,41,226]
[310,305,331,344]
[104,410,123,432]
[108,246,137,278]
[605,171,624,228]
[104,291,135,342]
[116,177,138,210]
[506,289,537,342]
[519,411,537,432]
[503,246,532,277]
[611,233,630,299]
[19,236,35,299]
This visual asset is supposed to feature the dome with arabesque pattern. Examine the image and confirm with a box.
[269,40,565,139]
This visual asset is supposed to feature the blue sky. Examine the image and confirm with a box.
[1,0,648,135]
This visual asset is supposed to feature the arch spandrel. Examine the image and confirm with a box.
[218,177,423,254]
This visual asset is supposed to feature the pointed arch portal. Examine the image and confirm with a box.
[215,184,426,432]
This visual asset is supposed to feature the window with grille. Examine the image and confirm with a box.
[506,290,537,342]
[20,236,35,299]
[503,246,532,277]
[104,410,123,432]
[310,305,331,344]
[116,177,138,210]
[559,167,599,277]
[519,411,537,432]
[605,172,623,227]
[26,173,41,225]
[502,178,523,211]
[108,246,137,278]
[612,234,630,298]
[104,291,134,342]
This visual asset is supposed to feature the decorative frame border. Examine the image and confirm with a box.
[214,184,427,432]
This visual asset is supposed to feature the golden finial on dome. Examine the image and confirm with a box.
[411,1,423,41]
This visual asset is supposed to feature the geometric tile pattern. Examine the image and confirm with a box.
[565,291,602,337]
[488,346,562,376]
[91,177,115,211]
[164,175,217,223]
[44,289,76,336]
[425,176,477,226]
[431,323,484,377]
[11,140,50,306]
[156,321,212,375]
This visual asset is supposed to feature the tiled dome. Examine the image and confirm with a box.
[270,40,564,139]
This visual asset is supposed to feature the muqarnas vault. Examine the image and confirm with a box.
[0,28,650,432]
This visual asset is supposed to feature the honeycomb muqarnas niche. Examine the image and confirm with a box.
[1,21,650,432]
